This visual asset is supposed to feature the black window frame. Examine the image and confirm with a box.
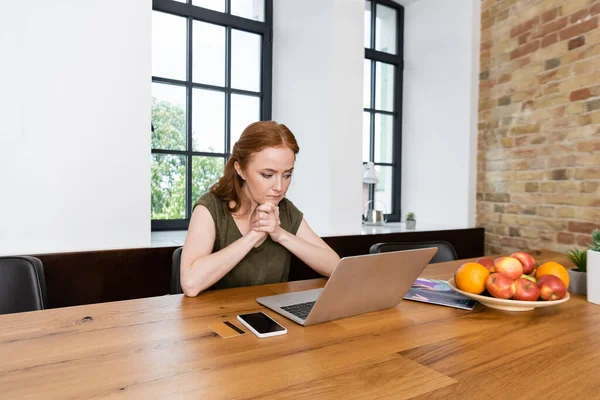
[151,0,273,231]
[364,0,404,222]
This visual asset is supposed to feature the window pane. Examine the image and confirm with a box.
[193,21,225,86]
[151,154,187,219]
[152,11,186,80]
[192,88,225,152]
[374,165,393,214]
[374,114,393,163]
[152,83,187,151]
[231,0,265,21]
[375,61,394,111]
[192,156,225,202]
[192,0,225,12]
[375,4,397,54]
[364,1,372,48]
[364,59,372,109]
[231,30,262,92]
[230,94,260,152]
[363,112,371,163]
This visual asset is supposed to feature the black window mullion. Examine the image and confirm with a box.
[262,0,273,121]
[370,2,376,162]
[392,5,405,221]
[152,76,188,87]
[154,76,260,97]
[368,109,375,208]
[225,26,232,156]
[186,16,194,220]
[369,59,375,163]
[153,0,268,34]
[152,149,229,158]
[364,107,395,116]
[365,48,399,65]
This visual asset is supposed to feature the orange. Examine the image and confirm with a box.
[536,261,569,288]
[455,262,490,294]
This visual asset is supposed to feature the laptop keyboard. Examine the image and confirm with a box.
[281,301,316,320]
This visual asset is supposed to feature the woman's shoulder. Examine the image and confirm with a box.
[279,197,304,234]
[279,197,300,212]
[193,192,225,213]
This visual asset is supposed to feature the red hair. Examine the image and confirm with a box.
[210,121,299,215]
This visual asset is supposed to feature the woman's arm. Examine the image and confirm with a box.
[180,205,265,297]
[277,219,340,276]
[253,213,340,277]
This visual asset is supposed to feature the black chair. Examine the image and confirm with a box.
[0,256,47,315]
[171,247,184,295]
[369,241,458,264]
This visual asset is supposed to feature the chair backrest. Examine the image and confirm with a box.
[171,247,184,295]
[0,256,47,314]
[369,241,458,264]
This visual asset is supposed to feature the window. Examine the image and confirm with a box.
[363,0,403,222]
[151,0,273,230]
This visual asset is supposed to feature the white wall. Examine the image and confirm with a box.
[0,0,151,256]
[400,0,480,227]
[272,0,365,236]
[0,0,480,256]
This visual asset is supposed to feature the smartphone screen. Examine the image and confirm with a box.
[238,312,286,334]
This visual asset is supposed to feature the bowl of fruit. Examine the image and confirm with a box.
[448,252,570,312]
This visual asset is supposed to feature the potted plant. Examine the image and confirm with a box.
[405,212,416,230]
[565,248,586,295]
[588,229,600,305]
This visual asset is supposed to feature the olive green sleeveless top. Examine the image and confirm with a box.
[194,192,303,290]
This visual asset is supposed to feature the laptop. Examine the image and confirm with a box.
[257,247,437,326]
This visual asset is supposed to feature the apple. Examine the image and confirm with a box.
[513,278,541,301]
[494,256,524,280]
[476,257,495,272]
[521,274,537,284]
[538,275,567,300]
[485,273,517,299]
[510,251,537,275]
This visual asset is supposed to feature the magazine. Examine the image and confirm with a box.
[403,278,477,310]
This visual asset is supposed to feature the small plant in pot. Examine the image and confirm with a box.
[405,212,416,230]
[587,229,600,305]
[565,248,587,295]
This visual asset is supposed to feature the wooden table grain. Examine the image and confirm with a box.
[1,250,599,399]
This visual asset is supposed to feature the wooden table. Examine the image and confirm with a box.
[1,250,599,399]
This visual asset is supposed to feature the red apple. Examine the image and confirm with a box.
[494,256,524,280]
[476,257,495,272]
[510,251,537,275]
[513,278,541,301]
[537,275,567,300]
[485,273,517,299]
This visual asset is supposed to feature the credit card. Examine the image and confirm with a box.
[208,321,246,338]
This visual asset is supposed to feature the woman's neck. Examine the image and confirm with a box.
[231,189,257,219]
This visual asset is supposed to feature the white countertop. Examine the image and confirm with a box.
[151,222,473,247]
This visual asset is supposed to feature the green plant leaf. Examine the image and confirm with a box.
[589,229,600,252]
[565,248,587,272]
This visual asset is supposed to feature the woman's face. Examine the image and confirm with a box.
[236,146,295,207]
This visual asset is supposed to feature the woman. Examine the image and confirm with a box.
[180,121,340,297]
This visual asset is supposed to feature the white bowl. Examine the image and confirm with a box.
[447,278,570,312]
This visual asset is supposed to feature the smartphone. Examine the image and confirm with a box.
[237,312,287,338]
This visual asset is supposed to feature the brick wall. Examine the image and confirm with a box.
[478,0,600,255]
